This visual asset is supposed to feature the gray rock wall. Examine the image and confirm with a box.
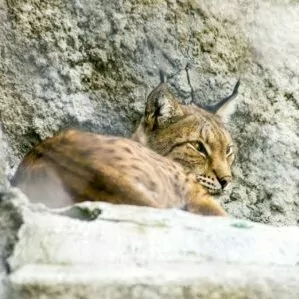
[0,0,298,225]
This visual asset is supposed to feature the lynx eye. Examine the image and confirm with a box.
[194,141,208,156]
[226,145,234,156]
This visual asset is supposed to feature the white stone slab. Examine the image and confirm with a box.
[8,193,299,271]
[3,189,299,299]
[8,264,299,299]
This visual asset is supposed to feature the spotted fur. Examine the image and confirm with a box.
[12,79,239,216]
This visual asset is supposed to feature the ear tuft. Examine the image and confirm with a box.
[205,80,240,119]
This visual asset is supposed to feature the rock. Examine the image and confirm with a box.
[0,189,24,299]
[0,0,298,226]
[0,126,9,189]
[1,188,299,299]
[8,264,299,299]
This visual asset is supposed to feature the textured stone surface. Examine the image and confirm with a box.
[1,189,299,299]
[0,190,24,299]
[8,199,299,269]
[8,264,299,299]
[0,0,298,226]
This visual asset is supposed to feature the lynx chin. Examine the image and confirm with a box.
[12,76,240,216]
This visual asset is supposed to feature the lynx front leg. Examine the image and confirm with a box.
[186,184,227,216]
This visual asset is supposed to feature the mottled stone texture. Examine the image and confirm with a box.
[0,0,298,225]
[3,191,299,299]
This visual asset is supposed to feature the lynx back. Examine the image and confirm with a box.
[12,78,239,216]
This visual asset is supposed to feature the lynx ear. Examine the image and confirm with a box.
[144,83,184,131]
[205,80,240,119]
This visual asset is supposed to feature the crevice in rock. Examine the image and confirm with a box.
[185,63,196,104]
[58,206,102,221]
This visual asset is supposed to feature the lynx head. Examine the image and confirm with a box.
[132,78,240,194]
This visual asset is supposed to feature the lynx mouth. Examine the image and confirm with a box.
[196,175,222,194]
[205,187,223,195]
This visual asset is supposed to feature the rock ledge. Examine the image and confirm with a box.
[0,189,299,298]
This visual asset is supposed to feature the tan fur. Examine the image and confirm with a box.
[132,82,236,194]
[12,80,239,216]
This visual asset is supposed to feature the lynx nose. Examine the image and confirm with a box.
[219,177,232,190]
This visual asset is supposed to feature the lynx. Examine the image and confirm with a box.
[12,77,239,216]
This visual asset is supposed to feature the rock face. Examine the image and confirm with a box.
[1,189,299,299]
[0,0,299,224]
